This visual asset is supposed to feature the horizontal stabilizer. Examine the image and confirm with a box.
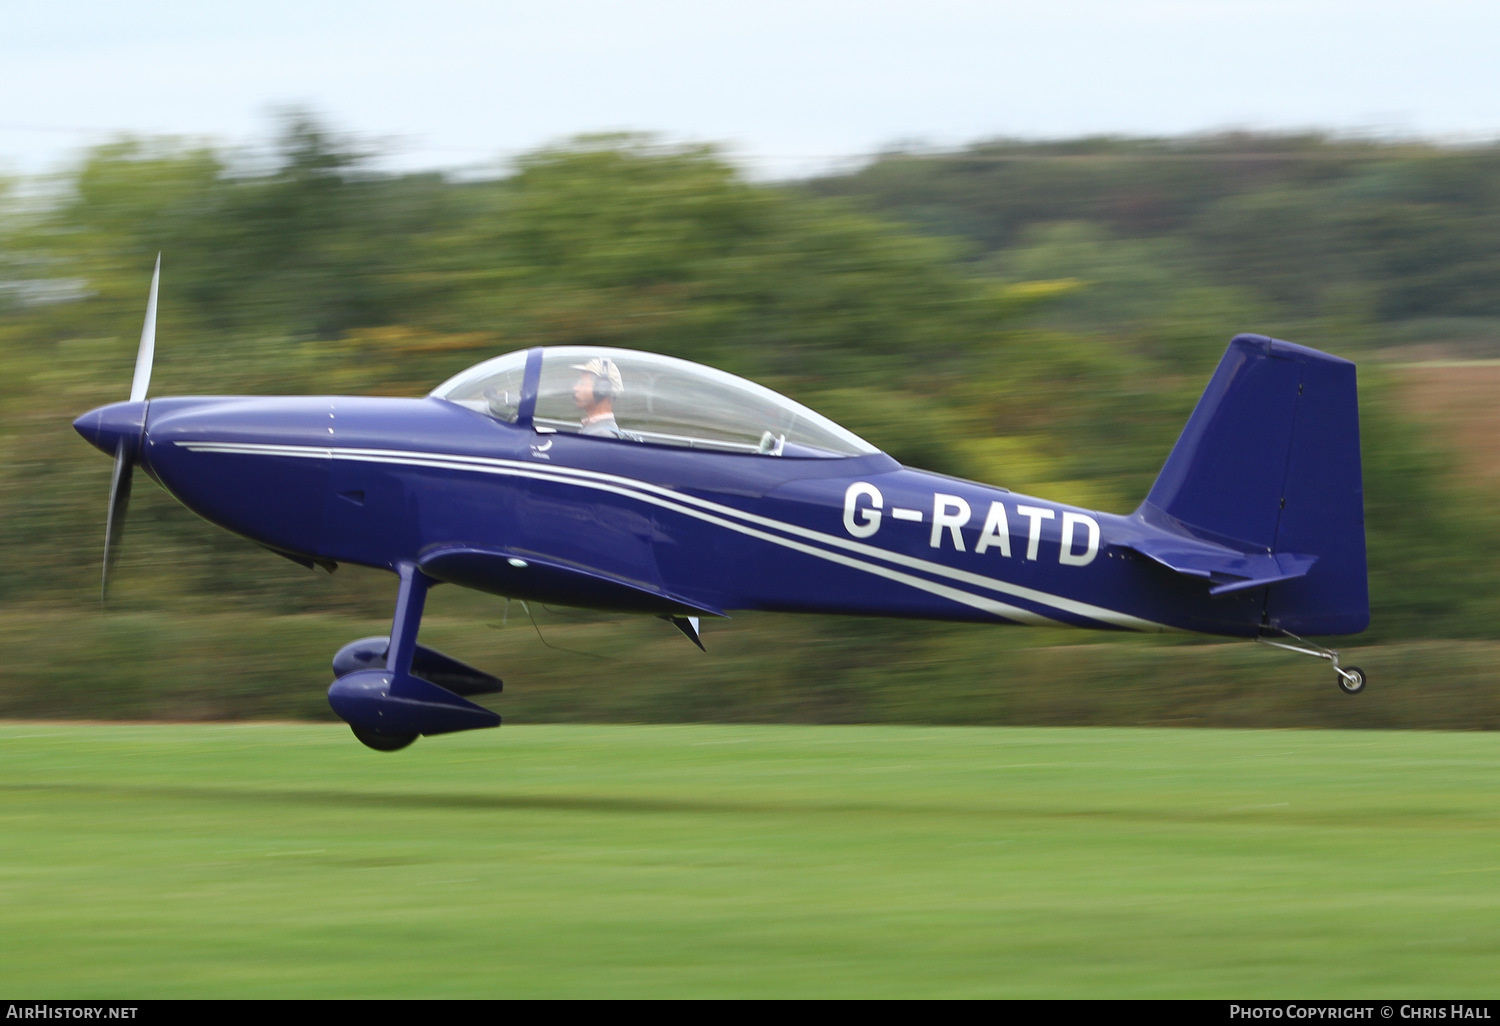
[1125,532,1317,597]
[419,546,726,618]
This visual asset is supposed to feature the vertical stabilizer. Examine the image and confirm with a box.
[1138,335,1368,635]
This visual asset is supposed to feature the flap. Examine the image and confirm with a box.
[419,545,726,618]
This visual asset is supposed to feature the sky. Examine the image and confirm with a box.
[4,0,1499,180]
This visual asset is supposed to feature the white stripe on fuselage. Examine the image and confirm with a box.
[176,440,1167,630]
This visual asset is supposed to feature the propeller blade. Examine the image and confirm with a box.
[101,441,134,605]
[101,254,159,603]
[129,254,159,403]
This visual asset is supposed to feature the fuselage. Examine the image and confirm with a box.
[82,393,1269,637]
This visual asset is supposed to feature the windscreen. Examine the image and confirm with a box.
[429,350,527,423]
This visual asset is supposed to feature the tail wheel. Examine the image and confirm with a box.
[1337,666,1366,695]
[350,725,419,751]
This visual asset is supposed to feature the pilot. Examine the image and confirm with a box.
[572,356,625,438]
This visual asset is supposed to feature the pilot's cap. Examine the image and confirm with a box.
[571,356,624,396]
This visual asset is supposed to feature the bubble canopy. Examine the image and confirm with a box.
[432,346,880,458]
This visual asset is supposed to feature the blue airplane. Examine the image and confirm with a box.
[75,260,1369,750]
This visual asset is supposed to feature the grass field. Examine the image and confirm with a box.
[2,722,1498,998]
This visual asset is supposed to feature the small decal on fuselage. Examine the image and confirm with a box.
[842,481,1100,566]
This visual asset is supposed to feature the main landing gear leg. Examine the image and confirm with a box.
[348,563,430,752]
[1256,631,1366,695]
